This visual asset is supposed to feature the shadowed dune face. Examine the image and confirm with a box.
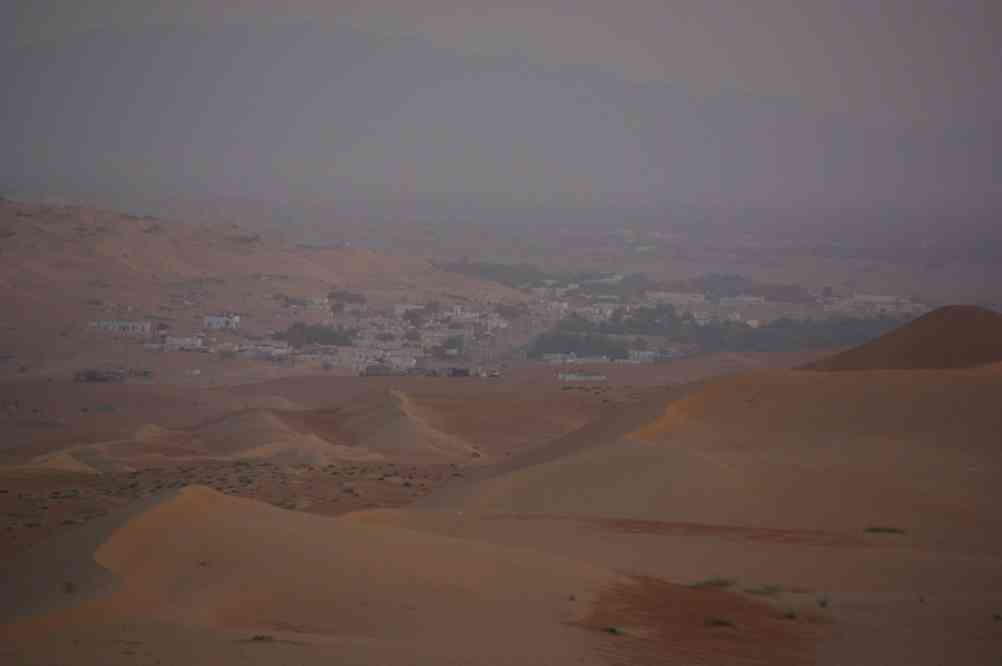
[1,485,614,664]
[803,305,1002,371]
[2,377,615,471]
[0,485,822,666]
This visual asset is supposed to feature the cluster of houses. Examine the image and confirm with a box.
[821,293,928,317]
[85,276,932,378]
[536,284,928,330]
[87,300,523,376]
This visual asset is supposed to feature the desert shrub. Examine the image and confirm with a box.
[705,617,736,628]
[864,526,906,534]
[691,577,736,589]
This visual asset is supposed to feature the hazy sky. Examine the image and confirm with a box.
[4,1,1000,211]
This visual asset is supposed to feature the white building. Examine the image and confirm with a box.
[203,313,240,330]
[558,372,608,382]
[646,292,706,306]
[164,335,205,351]
[90,320,153,337]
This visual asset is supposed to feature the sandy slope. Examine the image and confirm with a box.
[427,368,1002,544]
[1,485,610,665]
[2,484,822,665]
[364,360,1002,664]
[804,305,1002,371]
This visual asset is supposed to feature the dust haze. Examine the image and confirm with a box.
[3,3,1002,665]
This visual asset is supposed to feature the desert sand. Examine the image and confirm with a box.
[3,307,1002,664]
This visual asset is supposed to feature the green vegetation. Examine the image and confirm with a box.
[864,526,906,535]
[690,577,737,589]
[670,273,813,303]
[603,626,624,636]
[272,293,308,308]
[273,323,354,349]
[437,259,552,288]
[493,302,530,319]
[402,310,425,327]
[548,309,904,354]
[328,289,367,305]
[528,332,628,360]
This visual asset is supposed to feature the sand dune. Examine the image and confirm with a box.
[354,357,1002,664]
[15,389,492,471]
[430,368,1002,547]
[1,485,614,664]
[804,305,1002,371]
[2,485,821,665]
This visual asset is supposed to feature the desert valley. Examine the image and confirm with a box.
[5,5,1002,663]
[2,200,1002,665]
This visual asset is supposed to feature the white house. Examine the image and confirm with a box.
[203,313,240,330]
[90,320,153,337]
[163,334,204,350]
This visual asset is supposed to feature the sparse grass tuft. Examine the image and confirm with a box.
[250,634,274,642]
[817,594,830,609]
[705,617,736,628]
[690,577,737,589]
[745,584,784,596]
[782,609,797,620]
[603,626,624,636]
[864,526,906,535]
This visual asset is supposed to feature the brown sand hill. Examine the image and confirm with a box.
[0,485,815,665]
[360,365,1002,664]
[1,485,615,664]
[15,390,483,472]
[803,305,1002,371]
[433,368,1002,541]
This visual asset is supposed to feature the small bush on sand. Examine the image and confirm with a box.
[864,526,906,535]
[705,617,736,628]
[691,577,736,589]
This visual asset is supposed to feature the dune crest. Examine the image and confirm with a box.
[803,305,1002,371]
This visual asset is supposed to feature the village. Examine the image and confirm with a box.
[82,271,932,380]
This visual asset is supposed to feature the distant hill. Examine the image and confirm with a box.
[0,199,520,370]
[802,305,1002,371]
